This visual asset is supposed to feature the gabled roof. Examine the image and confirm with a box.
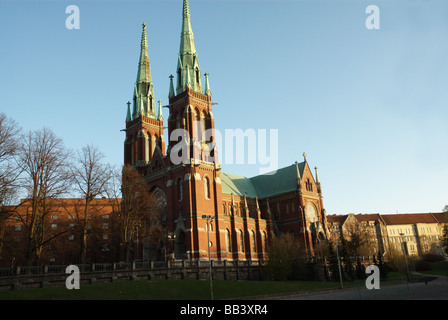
[220,162,305,199]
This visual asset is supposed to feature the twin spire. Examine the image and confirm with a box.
[129,22,159,121]
[127,0,211,122]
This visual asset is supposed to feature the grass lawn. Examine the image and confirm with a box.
[0,279,349,300]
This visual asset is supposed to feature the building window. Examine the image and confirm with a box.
[51,224,57,230]
[306,179,313,192]
[15,225,21,231]
[201,113,206,142]
[250,230,256,252]
[225,229,231,252]
[238,230,244,253]
[204,177,210,199]
[222,204,226,215]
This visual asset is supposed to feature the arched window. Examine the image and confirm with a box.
[195,68,200,84]
[225,229,231,252]
[195,109,201,141]
[204,176,210,199]
[146,133,150,162]
[222,204,226,215]
[238,230,244,253]
[200,111,206,142]
[262,231,267,252]
[177,68,181,87]
[250,230,256,252]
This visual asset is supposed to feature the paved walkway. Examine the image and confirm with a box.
[283,275,448,300]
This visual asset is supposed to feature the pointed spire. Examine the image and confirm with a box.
[204,72,211,95]
[302,152,307,162]
[137,22,151,84]
[134,22,156,119]
[157,100,163,121]
[169,75,175,98]
[126,101,131,122]
[314,166,320,183]
[177,0,202,95]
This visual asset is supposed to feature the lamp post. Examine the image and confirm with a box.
[202,215,215,300]
[332,226,343,289]
[399,233,410,281]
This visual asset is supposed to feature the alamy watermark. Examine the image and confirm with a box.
[169,125,279,175]
[65,265,80,290]
[365,265,380,289]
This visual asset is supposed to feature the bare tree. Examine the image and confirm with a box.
[16,128,72,265]
[70,145,114,263]
[120,165,162,262]
[0,113,22,259]
[343,221,374,257]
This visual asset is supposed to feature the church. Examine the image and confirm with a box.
[123,0,329,261]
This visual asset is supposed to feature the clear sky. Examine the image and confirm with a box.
[1,0,447,215]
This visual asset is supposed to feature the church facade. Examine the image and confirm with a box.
[123,0,329,261]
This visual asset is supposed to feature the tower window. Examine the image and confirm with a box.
[201,113,206,142]
[195,68,200,84]
[204,177,210,199]
[177,69,181,87]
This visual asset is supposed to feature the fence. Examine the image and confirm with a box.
[0,260,264,291]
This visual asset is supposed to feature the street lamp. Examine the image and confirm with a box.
[202,215,215,300]
[332,226,343,289]
[399,233,411,281]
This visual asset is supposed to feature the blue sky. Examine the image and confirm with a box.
[0,0,447,215]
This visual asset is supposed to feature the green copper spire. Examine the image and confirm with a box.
[133,22,156,120]
[137,22,151,85]
[176,0,202,95]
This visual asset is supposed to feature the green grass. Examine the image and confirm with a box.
[0,279,349,300]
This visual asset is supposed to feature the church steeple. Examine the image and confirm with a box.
[132,22,156,120]
[176,0,202,95]
[124,23,165,167]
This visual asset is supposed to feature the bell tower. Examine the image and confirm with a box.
[166,0,216,164]
[124,23,165,168]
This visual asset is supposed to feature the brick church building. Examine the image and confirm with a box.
[123,0,329,261]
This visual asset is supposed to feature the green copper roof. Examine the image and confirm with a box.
[132,22,156,120]
[220,172,259,198]
[137,22,151,85]
[221,162,305,199]
[176,0,202,95]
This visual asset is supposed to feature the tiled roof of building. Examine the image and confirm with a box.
[432,212,448,223]
[220,162,305,199]
[353,213,382,222]
[326,214,348,225]
[380,213,438,225]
